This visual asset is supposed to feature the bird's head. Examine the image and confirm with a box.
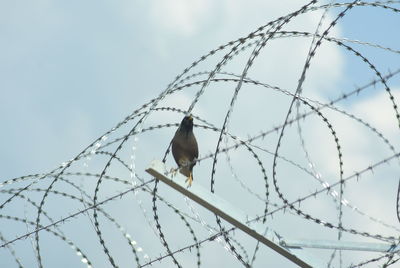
[179,115,194,132]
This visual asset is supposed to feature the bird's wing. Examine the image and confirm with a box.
[188,133,199,161]
[172,133,188,166]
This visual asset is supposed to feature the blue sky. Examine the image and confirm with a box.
[1,1,400,267]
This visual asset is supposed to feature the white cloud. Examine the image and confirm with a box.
[304,89,400,179]
[352,88,400,145]
[149,0,214,36]
[302,88,400,236]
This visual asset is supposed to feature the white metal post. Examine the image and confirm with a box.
[146,160,399,267]
[146,160,323,267]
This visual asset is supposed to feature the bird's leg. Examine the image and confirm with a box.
[185,172,193,187]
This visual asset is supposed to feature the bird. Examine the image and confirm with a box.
[171,115,199,187]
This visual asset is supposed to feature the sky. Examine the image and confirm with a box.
[1,1,400,267]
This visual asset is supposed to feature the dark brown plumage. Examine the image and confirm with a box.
[171,115,199,186]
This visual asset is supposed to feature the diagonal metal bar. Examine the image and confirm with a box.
[281,239,400,253]
[146,160,324,268]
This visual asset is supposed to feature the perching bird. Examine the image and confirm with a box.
[171,115,199,187]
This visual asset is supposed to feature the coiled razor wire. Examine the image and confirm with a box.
[1,1,400,267]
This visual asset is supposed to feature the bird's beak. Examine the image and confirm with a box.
[188,115,193,121]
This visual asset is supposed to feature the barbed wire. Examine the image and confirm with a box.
[1,1,400,267]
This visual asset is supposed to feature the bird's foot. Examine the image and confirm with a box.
[185,173,193,188]
[170,168,178,177]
